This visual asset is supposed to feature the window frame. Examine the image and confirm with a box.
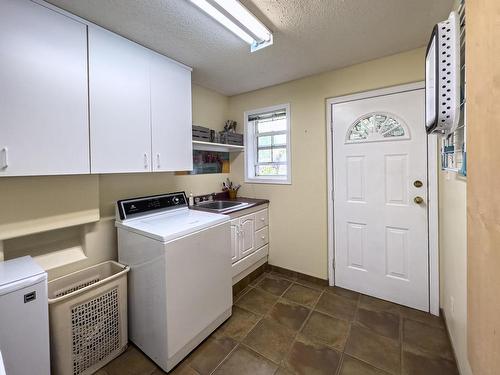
[244,103,291,184]
[345,112,411,144]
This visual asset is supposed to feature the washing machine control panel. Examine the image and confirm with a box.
[117,192,187,220]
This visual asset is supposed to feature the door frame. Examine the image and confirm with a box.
[326,82,440,315]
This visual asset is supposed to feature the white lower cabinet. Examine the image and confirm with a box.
[254,209,269,230]
[230,218,240,263]
[239,214,256,258]
[254,227,269,250]
[230,207,269,280]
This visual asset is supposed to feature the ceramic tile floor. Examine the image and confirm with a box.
[98,271,459,375]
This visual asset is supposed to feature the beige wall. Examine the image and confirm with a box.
[228,48,425,279]
[192,84,229,131]
[439,171,471,375]
[467,0,500,373]
[0,84,230,278]
[436,1,471,373]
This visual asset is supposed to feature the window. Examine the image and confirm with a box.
[245,104,291,184]
[345,113,410,143]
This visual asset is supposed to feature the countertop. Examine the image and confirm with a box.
[190,192,269,215]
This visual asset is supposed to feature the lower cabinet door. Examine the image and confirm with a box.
[239,214,256,259]
[230,218,240,263]
[254,226,269,249]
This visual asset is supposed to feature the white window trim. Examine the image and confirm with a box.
[345,111,411,144]
[244,103,291,184]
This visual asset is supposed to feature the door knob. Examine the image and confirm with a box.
[413,180,423,188]
[414,196,424,204]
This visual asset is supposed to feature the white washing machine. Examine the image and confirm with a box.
[116,192,232,372]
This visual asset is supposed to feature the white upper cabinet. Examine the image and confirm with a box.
[88,27,152,174]
[150,51,193,172]
[1,1,192,176]
[0,0,89,176]
[89,28,193,174]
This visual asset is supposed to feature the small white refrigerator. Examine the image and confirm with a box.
[0,256,50,375]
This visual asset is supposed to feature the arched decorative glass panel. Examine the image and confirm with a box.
[346,113,410,143]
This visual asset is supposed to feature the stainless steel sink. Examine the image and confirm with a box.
[196,200,249,212]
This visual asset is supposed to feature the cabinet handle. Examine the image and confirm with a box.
[260,217,265,221]
[1,147,8,169]
[144,153,148,169]
[261,236,265,240]
[156,153,161,169]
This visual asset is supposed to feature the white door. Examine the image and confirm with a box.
[0,0,89,176]
[150,51,193,172]
[333,89,429,311]
[88,26,151,173]
[239,214,255,259]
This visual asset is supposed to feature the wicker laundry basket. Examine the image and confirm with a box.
[48,261,130,375]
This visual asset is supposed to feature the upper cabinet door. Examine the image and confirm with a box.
[0,0,89,176]
[88,27,151,173]
[150,51,193,172]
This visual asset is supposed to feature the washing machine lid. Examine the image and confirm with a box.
[116,208,229,242]
[0,256,46,289]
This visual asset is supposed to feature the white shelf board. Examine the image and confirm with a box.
[0,210,100,241]
[192,140,244,152]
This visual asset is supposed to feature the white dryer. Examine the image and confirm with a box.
[116,192,232,372]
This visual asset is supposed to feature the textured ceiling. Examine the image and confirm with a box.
[45,0,453,95]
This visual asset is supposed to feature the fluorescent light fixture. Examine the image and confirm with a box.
[213,0,270,42]
[189,0,273,52]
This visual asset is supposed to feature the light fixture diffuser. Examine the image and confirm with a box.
[189,0,273,52]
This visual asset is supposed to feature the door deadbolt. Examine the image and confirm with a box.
[413,180,423,188]
[414,196,424,204]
